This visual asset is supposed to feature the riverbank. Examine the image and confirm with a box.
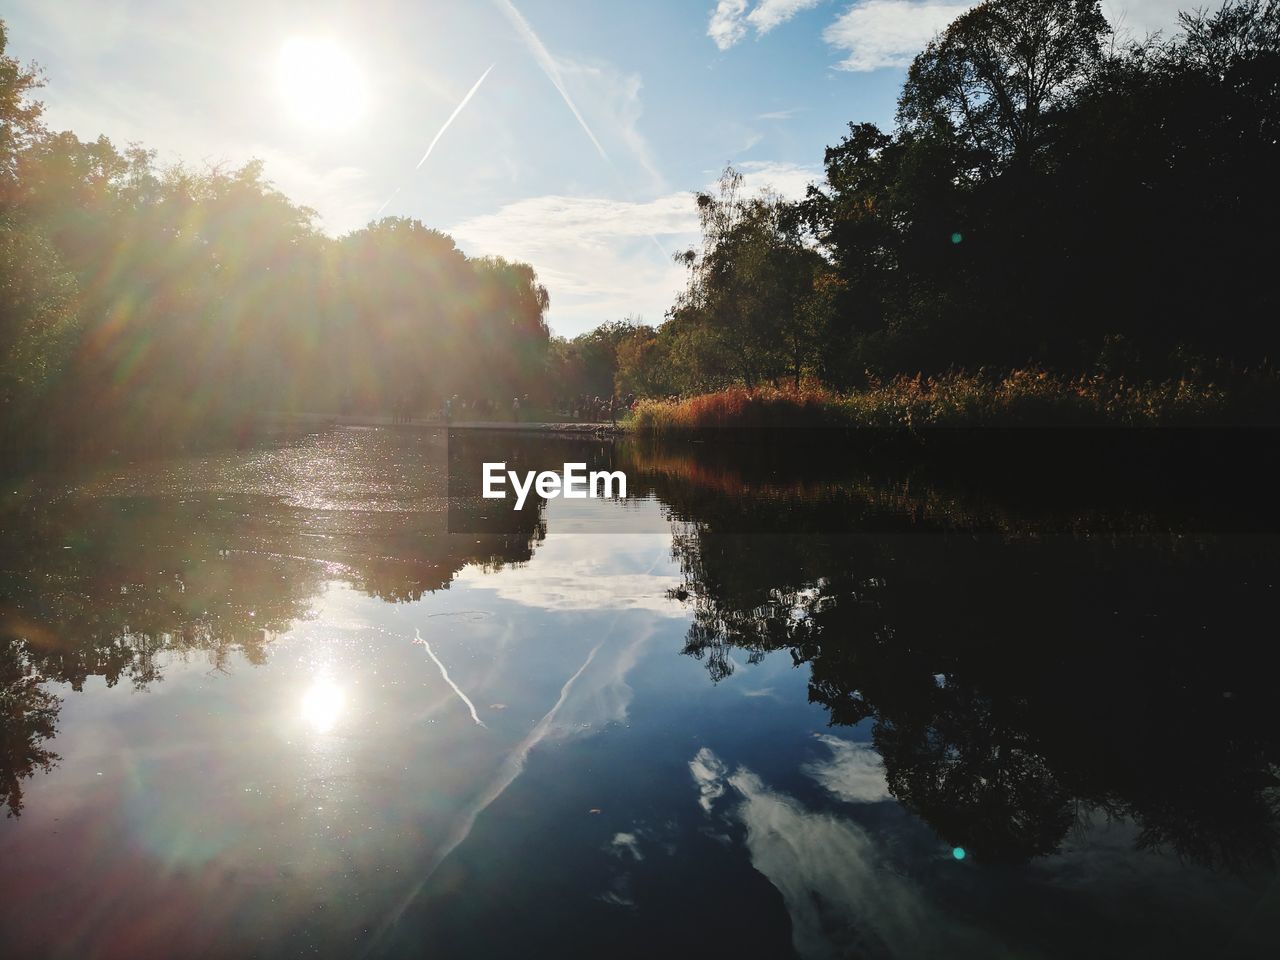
[271,412,626,437]
[630,370,1280,433]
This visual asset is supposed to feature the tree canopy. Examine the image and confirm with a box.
[0,20,554,456]
[576,0,1280,398]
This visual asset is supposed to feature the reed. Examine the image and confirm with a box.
[629,370,1278,433]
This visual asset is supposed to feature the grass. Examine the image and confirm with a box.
[629,369,1280,433]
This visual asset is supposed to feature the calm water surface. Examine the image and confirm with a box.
[1,428,1278,958]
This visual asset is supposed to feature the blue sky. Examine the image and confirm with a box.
[6,0,1185,336]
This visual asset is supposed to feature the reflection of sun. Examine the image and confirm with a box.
[276,37,367,131]
[301,677,345,733]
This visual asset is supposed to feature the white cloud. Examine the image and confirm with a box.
[711,0,824,50]
[250,150,374,235]
[736,160,821,199]
[803,734,892,803]
[747,0,826,34]
[553,57,667,194]
[822,1,973,72]
[709,0,751,51]
[449,160,821,334]
[1101,0,1188,39]
[821,1,1188,74]
[450,192,695,332]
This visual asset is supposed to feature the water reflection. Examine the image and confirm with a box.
[0,429,546,817]
[627,437,1280,873]
[0,427,1277,957]
[300,676,345,734]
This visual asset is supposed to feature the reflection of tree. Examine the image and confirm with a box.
[0,429,548,814]
[0,638,60,818]
[638,438,1280,870]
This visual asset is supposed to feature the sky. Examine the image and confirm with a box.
[6,0,1189,336]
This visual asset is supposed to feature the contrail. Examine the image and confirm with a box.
[370,64,494,220]
[364,641,603,956]
[416,63,496,170]
[414,628,485,726]
[373,187,400,218]
[489,0,674,259]
[491,0,608,160]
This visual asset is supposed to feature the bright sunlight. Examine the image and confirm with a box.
[300,676,346,733]
[276,37,367,131]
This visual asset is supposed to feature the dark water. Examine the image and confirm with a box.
[2,427,1278,959]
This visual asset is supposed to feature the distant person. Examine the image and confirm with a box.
[444,397,453,423]
[512,396,521,421]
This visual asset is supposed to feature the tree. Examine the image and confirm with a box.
[670,167,827,388]
[0,20,44,205]
[899,0,1111,175]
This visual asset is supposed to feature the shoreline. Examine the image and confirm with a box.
[269,412,627,438]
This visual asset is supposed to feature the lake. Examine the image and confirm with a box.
[2,426,1278,959]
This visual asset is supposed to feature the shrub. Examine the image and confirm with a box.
[630,369,1276,433]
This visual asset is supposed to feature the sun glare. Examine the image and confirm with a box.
[301,676,346,733]
[276,37,367,131]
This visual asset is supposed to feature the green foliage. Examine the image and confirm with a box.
[666,168,833,389]
[0,17,555,454]
[550,318,661,401]
[899,0,1110,173]
[605,0,1279,395]
[806,0,1280,379]
[0,216,78,410]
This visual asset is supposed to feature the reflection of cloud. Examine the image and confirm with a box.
[455,534,686,616]
[692,747,1006,960]
[803,734,891,804]
[468,570,687,615]
[610,831,644,861]
[690,747,729,813]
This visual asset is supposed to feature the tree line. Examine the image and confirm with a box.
[1,19,553,455]
[562,0,1280,398]
[4,0,1278,453]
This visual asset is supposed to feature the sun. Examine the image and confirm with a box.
[300,676,346,733]
[276,37,367,131]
